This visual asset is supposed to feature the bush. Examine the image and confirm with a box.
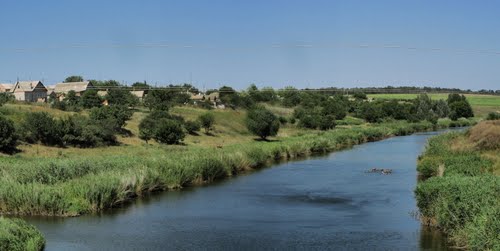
[0,217,45,251]
[278,116,288,125]
[21,112,63,146]
[153,119,185,144]
[0,93,14,106]
[184,120,201,134]
[198,113,215,134]
[80,89,102,109]
[246,106,280,140]
[0,116,17,152]
[89,105,133,132]
[486,112,500,120]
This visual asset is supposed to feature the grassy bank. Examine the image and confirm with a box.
[0,119,475,217]
[0,217,45,251]
[415,120,500,250]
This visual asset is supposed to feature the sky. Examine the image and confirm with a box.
[1,0,499,90]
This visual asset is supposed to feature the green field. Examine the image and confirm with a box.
[368,93,500,117]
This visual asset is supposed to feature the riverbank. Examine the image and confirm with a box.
[415,120,500,250]
[0,217,45,251]
[0,119,476,217]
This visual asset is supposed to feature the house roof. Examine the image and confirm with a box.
[190,93,204,100]
[0,83,14,91]
[14,81,46,92]
[54,81,92,93]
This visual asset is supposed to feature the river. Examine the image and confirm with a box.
[26,131,454,250]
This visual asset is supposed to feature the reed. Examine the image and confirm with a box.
[0,217,45,251]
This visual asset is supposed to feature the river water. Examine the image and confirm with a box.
[26,131,454,250]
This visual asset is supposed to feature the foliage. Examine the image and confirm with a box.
[486,112,500,120]
[64,75,83,82]
[0,217,45,251]
[198,112,215,133]
[447,94,474,120]
[0,93,14,106]
[89,105,133,132]
[144,89,188,111]
[246,106,280,140]
[0,116,17,152]
[184,120,201,134]
[79,89,102,109]
[21,112,63,146]
[415,128,500,250]
[352,91,367,100]
[105,89,139,107]
[131,81,150,89]
[153,119,186,144]
[279,86,301,107]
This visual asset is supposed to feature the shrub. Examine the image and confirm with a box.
[89,105,133,132]
[0,217,45,251]
[246,106,280,140]
[278,116,288,125]
[184,120,201,134]
[153,119,185,144]
[486,112,500,120]
[0,116,17,152]
[80,89,102,109]
[21,112,63,146]
[0,93,14,106]
[198,113,215,134]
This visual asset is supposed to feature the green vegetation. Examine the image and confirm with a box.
[0,217,45,251]
[415,120,500,250]
[368,93,500,117]
[246,106,280,140]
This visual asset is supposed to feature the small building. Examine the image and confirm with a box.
[0,83,14,93]
[12,81,47,102]
[54,81,93,98]
[206,92,219,102]
[130,90,146,101]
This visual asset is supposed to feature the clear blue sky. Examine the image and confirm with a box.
[1,0,499,90]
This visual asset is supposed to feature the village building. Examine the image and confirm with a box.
[190,93,205,103]
[0,83,14,93]
[53,81,93,100]
[206,92,219,102]
[12,81,48,102]
[130,90,146,101]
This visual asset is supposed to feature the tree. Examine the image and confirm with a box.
[246,106,280,140]
[198,113,215,134]
[0,93,13,106]
[280,87,301,107]
[64,90,80,107]
[184,120,201,134]
[131,81,150,89]
[434,100,450,118]
[449,100,474,120]
[0,116,17,152]
[80,89,102,109]
[153,119,185,144]
[358,102,384,123]
[352,91,367,100]
[21,112,63,146]
[89,105,133,132]
[106,89,139,107]
[144,89,188,111]
[138,115,156,144]
[64,75,84,82]
[447,93,465,105]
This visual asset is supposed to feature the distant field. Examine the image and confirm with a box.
[368,93,500,117]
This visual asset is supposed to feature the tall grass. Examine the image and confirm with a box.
[0,217,45,251]
[415,122,500,250]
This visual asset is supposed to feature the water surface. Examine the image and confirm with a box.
[27,131,453,250]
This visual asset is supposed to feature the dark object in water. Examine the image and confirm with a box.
[365,168,393,175]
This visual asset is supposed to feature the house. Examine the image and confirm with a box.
[0,83,14,93]
[190,93,205,103]
[12,81,47,102]
[53,81,93,100]
[206,92,219,102]
[130,90,146,101]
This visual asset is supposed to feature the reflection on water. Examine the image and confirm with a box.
[25,131,457,251]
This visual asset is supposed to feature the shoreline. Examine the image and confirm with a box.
[0,119,476,217]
